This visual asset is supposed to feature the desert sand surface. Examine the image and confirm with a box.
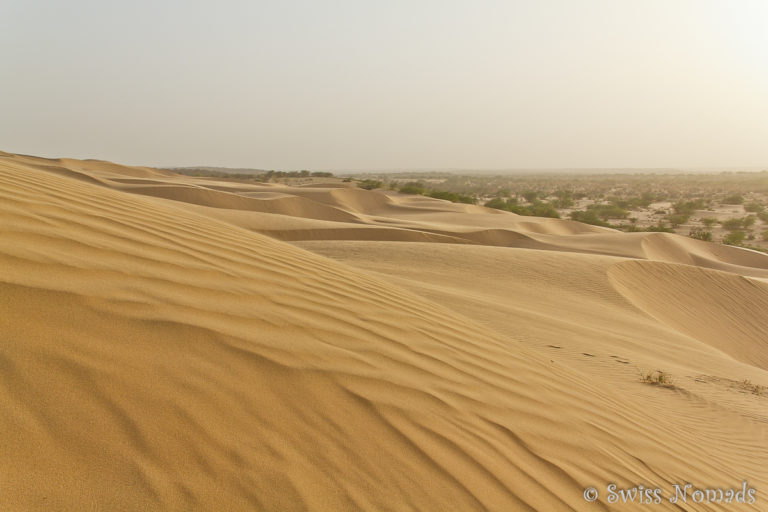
[2,151,767,511]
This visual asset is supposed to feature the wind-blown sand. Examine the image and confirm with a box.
[1,152,767,511]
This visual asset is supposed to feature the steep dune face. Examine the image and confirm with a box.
[639,232,768,277]
[2,153,768,511]
[608,261,768,370]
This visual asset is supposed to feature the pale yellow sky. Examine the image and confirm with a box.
[1,1,767,170]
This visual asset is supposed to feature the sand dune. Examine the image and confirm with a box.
[609,260,768,369]
[2,152,767,511]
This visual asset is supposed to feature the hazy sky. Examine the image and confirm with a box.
[2,1,767,170]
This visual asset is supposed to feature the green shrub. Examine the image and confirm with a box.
[666,214,690,228]
[570,210,612,227]
[358,179,383,190]
[673,199,706,215]
[529,201,560,218]
[723,194,744,205]
[484,198,509,210]
[641,221,675,233]
[688,227,712,242]
[721,218,744,231]
[399,183,427,195]
[723,231,746,245]
[587,203,629,221]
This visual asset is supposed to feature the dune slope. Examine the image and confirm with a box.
[1,154,767,511]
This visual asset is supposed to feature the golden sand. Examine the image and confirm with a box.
[1,152,766,510]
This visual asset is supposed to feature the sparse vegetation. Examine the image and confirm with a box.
[169,167,335,182]
[348,170,768,251]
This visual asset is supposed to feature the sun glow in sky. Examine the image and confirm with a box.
[2,0,767,170]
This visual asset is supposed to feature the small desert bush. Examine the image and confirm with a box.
[640,221,675,233]
[358,179,383,190]
[721,218,745,231]
[741,380,767,396]
[587,203,630,220]
[723,231,747,246]
[673,199,707,215]
[666,213,690,228]
[688,227,712,242]
[640,369,674,387]
[723,194,744,205]
[570,209,612,227]
[399,182,427,195]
